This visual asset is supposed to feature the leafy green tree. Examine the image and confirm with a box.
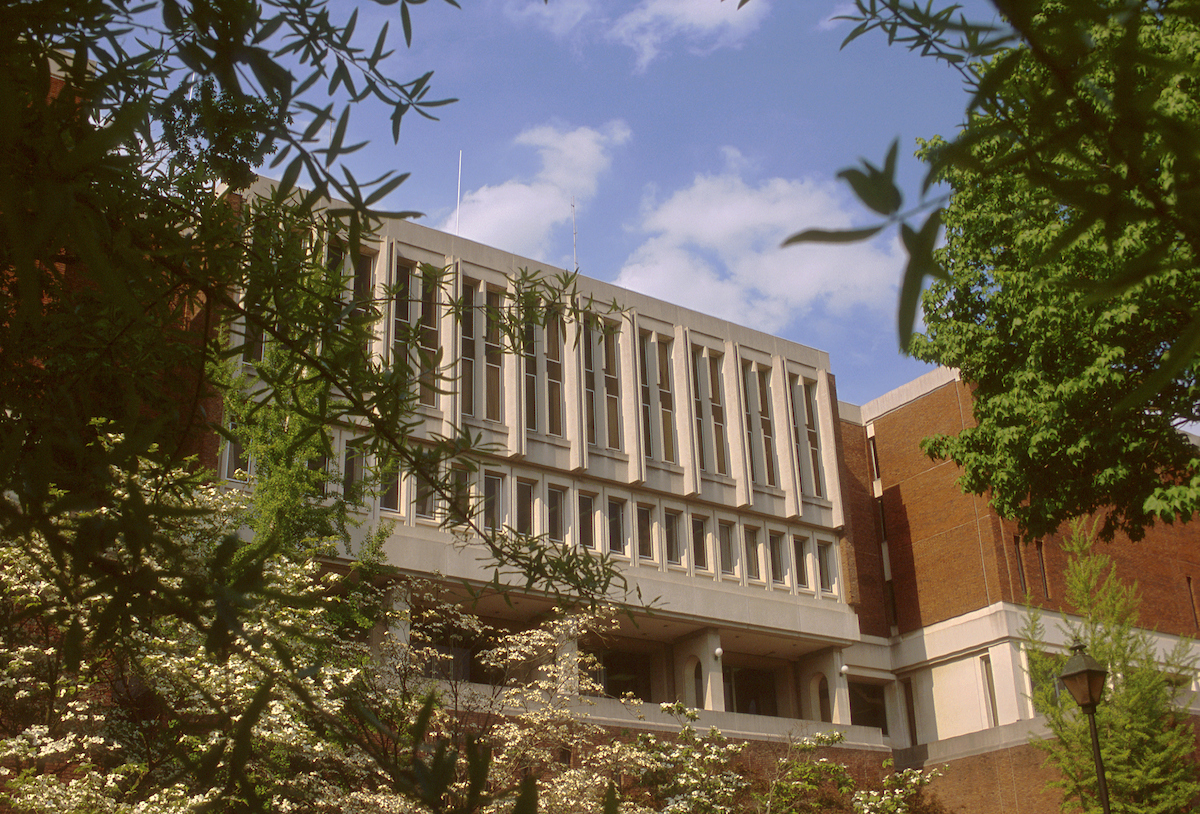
[1024,521,1200,814]
[1,0,620,807]
[787,0,1200,540]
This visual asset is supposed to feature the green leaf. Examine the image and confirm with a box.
[511,775,538,814]
[897,210,943,352]
[782,224,885,246]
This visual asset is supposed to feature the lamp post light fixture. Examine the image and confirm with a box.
[1059,639,1111,814]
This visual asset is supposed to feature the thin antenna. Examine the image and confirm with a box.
[455,150,463,237]
[571,197,577,271]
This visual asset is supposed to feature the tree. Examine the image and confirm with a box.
[1024,520,1200,813]
[1,0,621,807]
[786,0,1200,540]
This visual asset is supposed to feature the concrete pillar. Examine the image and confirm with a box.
[673,627,725,711]
[370,584,411,669]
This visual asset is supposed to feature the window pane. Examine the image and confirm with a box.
[665,511,682,564]
[692,516,708,570]
[578,495,595,549]
[792,536,809,588]
[547,486,566,542]
[516,481,534,535]
[637,505,654,559]
[769,532,785,583]
[818,541,836,592]
[608,500,625,554]
[719,523,735,575]
[484,474,503,530]
[744,528,760,580]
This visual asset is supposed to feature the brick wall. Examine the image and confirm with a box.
[837,413,890,637]
[869,378,1200,637]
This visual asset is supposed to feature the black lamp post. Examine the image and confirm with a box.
[1059,639,1111,814]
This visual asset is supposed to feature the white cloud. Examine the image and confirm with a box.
[818,1,858,31]
[441,121,631,262]
[501,0,598,37]
[611,0,771,70]
[614,150,904,334]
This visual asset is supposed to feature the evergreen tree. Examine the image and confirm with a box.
[1025,521,1200,814]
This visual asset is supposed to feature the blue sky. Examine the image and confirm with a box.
[323,0,978,407]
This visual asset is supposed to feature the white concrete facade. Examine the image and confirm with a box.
[228,187,1200,760]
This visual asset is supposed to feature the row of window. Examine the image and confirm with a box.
[241,252,829,498]
[224,437,839,595]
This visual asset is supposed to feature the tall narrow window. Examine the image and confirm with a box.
[640,333,677,463]
[352,251,374,358]
[1035,539,1050,598]
[418,266,439,407]
[603,329,621,449]
[307,455,328,499]
[584,322,599,444]
[224,427,249,482]
[546,318,564,437]
[608,499,626,554]
[903,679,919,747]
[343,439,365,504]
[792,536,809,588]
[516,480,535,535]
[802,381,824,496]
[817,541,836,593]
[547,486,566,542]
[742,361,758,483]
[460,280,478,417]
[709,355,728,475]
[692,347,707,472]
[637,505,654,559]
[483,473,503,530]
[578,495,595,549]
[981,655,999,728]
[757,367,777,487]
[449,467,470,525]
[691,516,708,570]
[1188,576,1199,629]
[665,511,682,564]
[414,471,435,519]
[768,532,785,583]
[390,259,411,371]
[524,324,538,432]
[691,347,729,476]
[658,339,676,464]
[1013,535,1028,594]
[379,455,401,512]
[867,435,881,482]
[744,527,761,580]
[639,332,654,458]
[242,315,265,363]
[719,522,735,575]
[485,289,503,421]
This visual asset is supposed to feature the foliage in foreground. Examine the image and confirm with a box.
[785,0,1200,541]
[1024,520,1200,814]
[0,461,950,812]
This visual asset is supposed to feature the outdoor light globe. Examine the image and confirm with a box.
[1060,640,1107,712]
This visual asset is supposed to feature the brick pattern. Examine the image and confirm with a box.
[870,379,1200,637]
[836,413,890,637]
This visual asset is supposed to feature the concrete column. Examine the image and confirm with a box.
[884,680,907,745]
[723,340,752,509]
[673,627,725,712]
[675,325,701,497]
[621,312,645,484]
[370,584,411,669]
[774,664,799,718]
[565,319,587,472]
